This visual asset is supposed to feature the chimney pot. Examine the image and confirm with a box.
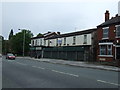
[105,10,110,22]
[57,32,60,35]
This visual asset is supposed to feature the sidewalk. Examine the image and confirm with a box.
[19,57,120,72]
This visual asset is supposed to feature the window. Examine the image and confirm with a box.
[40,39,42,45]
[100,45,106,55]
[107,45,112,55]
[84,35,87,44]
[73,36,76,45]
[35,40,37,46]
[44,40,46,46]
[32,40,34,46]
[64,37,66,45]
[56,39,58,46]
[103,28,109,39]
[99,45,112,55]
[116,25,120,37]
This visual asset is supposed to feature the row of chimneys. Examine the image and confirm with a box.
[105,10,119,22]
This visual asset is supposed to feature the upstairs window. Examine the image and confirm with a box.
[64,37,66,45]
[32,40,34,46]
[73,36,76,45]
[40,39,42,45]
[83,35,87,44]
[116,25,120,37]
[44,40,46,46]
[35,40,37,46]
[103,27,109,39]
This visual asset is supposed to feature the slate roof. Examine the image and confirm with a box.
[45,28,97,40]
[97,16,120,27]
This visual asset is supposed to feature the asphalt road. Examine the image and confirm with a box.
[2,57,119,88]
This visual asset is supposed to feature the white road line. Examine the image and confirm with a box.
[16,62,27,66]
[32,66,45,70]
[52,70,79,77]
[97,80,120,86]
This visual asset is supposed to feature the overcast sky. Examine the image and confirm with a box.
[1,0,120,39]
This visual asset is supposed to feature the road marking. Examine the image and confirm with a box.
[97,80,120,86]
[16,62,27,66]
[32,66,45,70]
[52,70,79,77]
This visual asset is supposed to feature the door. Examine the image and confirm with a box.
[116,47,120,59]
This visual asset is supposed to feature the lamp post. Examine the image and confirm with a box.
[18,29,26,57]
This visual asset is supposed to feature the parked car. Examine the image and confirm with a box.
[6,53,16,60]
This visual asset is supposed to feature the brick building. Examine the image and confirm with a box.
[97,10,120,63]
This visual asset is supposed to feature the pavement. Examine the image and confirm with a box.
[18,57,120,72]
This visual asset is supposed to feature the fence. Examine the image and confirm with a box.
[43,46,92,61]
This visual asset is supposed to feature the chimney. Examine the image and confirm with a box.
[115,14,118,17]
[105,10,110,22]
[57,32,60,35]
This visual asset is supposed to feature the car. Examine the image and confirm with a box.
[6,53,16,60]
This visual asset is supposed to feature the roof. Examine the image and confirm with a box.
[31,35,44,39]
[31,32,59,40]
[46,28,97,40]
[97,16,120,27]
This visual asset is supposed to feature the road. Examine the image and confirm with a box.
[2,57,119,88]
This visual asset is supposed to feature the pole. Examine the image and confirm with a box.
[18,29,25,57]
[23,30,25,57]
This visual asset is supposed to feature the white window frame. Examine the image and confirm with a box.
[107,45,112,55]
[100,45,106,55]
[102,27,109,39]
[99,44,113,57]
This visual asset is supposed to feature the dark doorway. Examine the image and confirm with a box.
[116,47,120,59]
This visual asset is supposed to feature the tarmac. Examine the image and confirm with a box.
[20,57,120,72]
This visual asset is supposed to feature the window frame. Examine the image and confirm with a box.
[115,25,120,38]
[107,45,112,55]
[73,36,76,45]
[83,35,87,44]
[102,27,109,39]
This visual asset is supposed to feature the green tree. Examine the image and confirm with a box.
[11,30,33,56]
[36,33,43,37]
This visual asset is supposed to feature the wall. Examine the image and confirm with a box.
[44,33,92,47]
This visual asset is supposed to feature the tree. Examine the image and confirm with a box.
[36,33,43,37]
[10,30,33,56]
[9,29,14,40]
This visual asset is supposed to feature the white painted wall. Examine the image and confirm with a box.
[31,38,44,46]
[31,33,92,47]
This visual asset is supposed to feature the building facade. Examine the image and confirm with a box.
[31,28,97,61]
[97,10,120,63]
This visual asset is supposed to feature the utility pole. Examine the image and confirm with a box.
[18,29,26,57]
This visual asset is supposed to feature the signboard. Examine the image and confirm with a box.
[99,58,106,61]
[36,47,42,50]
[57,40,62,44]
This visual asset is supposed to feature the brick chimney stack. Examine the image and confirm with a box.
[105,10,110,22]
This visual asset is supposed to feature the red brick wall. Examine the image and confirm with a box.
[96,25,116,62]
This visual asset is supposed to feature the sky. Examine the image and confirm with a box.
[1,0,120,39]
